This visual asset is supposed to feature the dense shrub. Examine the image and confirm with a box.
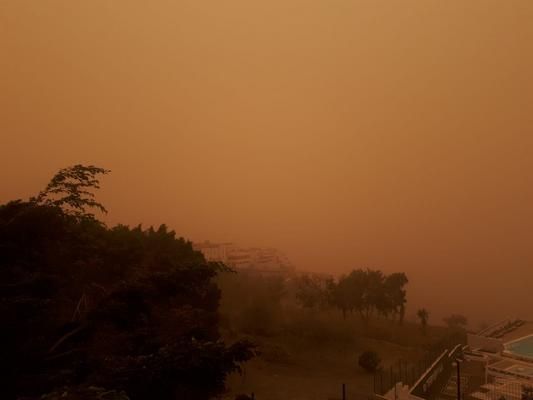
[358,350,381,373]
[0,165,255,400]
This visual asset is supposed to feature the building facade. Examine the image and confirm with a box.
[466,319,533,400]
[193,241,294,275]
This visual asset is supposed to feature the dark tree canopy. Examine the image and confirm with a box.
[33,164,110,220]
[327,269,408,322]
[295,274,330,309]
[1,166,254,400]
[417,308,430,334]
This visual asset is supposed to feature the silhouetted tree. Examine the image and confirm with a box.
[443,314,468,330]
[329,272,359,319]
[0,165,255,400]
[328,269,408,323]
[295,274,329,309]
[383,272,408,324]
[417,308,429,334]
[32,164,110,220]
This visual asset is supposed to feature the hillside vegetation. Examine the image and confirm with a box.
[217,271,466,400]
[0,165,254,400]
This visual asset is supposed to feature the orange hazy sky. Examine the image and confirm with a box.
[1,1,533,324]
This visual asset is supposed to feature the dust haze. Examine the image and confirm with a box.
[2,0,533,326]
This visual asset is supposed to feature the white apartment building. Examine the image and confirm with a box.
[193,241,293,274]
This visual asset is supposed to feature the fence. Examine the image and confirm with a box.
[374,345,464,397]
[410,345,462,399]
[237,383,372,400]
[374,351,444,395]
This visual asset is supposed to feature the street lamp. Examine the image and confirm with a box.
[453,358,464,400]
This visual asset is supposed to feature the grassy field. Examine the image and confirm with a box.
[221,313,449,400]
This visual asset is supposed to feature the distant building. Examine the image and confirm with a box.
[192,241,294,275]
[192,241,232,263]
[374,319,533,400]
[466,319,533,400]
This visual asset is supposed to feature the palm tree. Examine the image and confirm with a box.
[417,308,429,334]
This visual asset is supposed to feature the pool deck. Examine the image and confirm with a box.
[500,322,533,344]
[488,358,533,380]
[467,320,533,399]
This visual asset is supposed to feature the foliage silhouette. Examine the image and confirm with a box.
[32,164,110,220]
[358,350,381,373]
[327,269,408,322]
[417,308,430,334]
[0,166,254,400]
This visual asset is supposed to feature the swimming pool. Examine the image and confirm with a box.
[505,335,533,359]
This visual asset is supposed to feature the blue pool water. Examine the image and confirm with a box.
[506,335,533,359]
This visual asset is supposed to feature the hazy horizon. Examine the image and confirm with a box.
[2,1,533,325]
